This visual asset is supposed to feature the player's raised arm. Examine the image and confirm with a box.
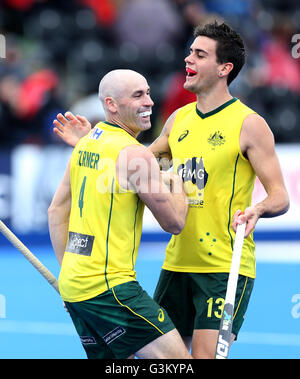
[53,111,92,147]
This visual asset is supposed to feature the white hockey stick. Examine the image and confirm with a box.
[215,221,246,359]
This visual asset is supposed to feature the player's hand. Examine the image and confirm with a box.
[63,301,69,313]
[232,207,259,238]
[53,111,91,147]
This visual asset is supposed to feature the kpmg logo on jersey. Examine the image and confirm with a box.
[177,157,208,207]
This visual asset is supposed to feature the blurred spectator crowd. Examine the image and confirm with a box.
[0,0,300,147]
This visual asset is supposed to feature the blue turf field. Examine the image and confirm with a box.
[0,241,299,359]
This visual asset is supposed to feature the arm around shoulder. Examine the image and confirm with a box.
[116,144,188,234]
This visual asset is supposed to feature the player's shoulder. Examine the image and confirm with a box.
[241,108,273,145]
[166,101,197,130]
[177,101,197,115]
[234,98,258,117]
[120,143,152,162]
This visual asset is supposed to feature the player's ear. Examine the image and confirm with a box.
[218,62,233,78]
[105,97,118,113]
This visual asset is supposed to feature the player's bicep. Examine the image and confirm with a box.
[118,146,172,220]
[49,160,72,212]
[243,115,286,193]
[124,146,166,199]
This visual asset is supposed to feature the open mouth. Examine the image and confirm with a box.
[186,67,197,77]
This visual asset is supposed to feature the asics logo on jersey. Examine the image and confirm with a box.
[178,130,189,142]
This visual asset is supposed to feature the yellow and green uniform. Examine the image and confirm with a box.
[163,98,257,278]
[60,121,175,358]
[59,121,145,302]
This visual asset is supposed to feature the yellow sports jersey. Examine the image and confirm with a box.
[163,98,257,278]
[59,122,145,302]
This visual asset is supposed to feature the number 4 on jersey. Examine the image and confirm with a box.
[79,176,87,217]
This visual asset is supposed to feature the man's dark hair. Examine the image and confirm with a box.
[194,21,245,85]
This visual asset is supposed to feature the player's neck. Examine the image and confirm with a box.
[196,85,233,115]
[106,116,139,139]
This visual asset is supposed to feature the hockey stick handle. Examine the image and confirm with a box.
[215,222,246,359]
[225,222,246,306]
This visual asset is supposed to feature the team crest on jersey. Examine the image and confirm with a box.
[208,131,226,146]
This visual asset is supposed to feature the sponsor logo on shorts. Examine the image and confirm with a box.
[80,336,97,345]
[158,308,165,322]
[66,232,94,256]
[103,326,126,345]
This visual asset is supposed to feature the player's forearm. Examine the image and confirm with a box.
[160,177,188,234]
[48,207,70,265]
[148,148,172,171]
[143,186,188,235]
[148,137,172,171]
[154,197,187,235]
[169,191,189,233]
[254,187,290,218]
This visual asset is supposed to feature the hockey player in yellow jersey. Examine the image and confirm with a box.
[150,22,289,358]
[52,23,289,359]
[48,69,192,359]
[162,98,257,278]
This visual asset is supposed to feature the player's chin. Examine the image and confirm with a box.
[183,80,197,93]
[139,118,152,131]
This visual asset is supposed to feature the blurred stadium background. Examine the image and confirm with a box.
[0,0,299,359]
